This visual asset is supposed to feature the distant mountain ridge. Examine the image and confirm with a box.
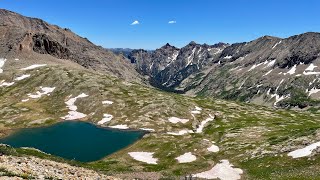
[128,32,320,108]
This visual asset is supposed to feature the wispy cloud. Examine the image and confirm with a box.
[168,20,176,24]
[131,20,140,25]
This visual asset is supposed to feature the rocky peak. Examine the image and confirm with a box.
[211,42,229,48]
[159,43,179,51]
[188,41,198,46]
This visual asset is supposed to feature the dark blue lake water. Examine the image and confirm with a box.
[0,121,144,162]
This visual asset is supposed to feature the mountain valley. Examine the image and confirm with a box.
[1,8,320,180]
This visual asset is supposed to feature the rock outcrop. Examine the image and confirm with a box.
[0,9,141,82]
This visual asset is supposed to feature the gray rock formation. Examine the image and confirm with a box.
[129,33,320,108]
[0,9,141,82]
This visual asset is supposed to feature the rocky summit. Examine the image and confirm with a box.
[1,6,320,180]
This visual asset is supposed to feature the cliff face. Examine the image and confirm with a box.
[0,9,141,82]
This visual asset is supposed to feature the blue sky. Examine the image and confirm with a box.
[1,0,320,49]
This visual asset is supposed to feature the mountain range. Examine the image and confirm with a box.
[128,33,320,109]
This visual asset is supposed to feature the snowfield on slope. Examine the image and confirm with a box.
[28,87,55,99]
[14,74,31,81]
[175,152,197,163]
[21,64,47,70]
[207,143,220,152]
[196,114,215,133]
[61,93,89,120]
[97,114,113,125]
[108,124,129,129]
[191,106,202,114]
[168,117,189,124]
[288,141,320,158]
[0,81,15,87]
[167,129,194,136]
[128,152,158,164]
[193,160,243,180]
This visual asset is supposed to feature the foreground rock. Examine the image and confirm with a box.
[0,155,118,179]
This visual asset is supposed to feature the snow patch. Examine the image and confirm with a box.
[0,58,7,73]
[207,142,220,153]
[149,62,154,70]
[195,106,202,111]
[270,94,290,106]
[0,81,15,87]
[175,152,197,163]
[238,78,247,89]
[223,55,232,59]
[196,114,215,133]
[212,48,223,55]
[21,64,47,70]
[140,128,155,132]
[167,129,194,136]
[275,79,284,92]
[21,99,29,102]
[248,63,261,71]
[191,106,202,114]
[272,40,282,49]
[305,63,317,71]
[303,63,320,75]
[186,48,196,67]
[191,110,201,114]
[285,65,296,75]
[288,141,320,158]
[303,71,320,75]
[28,87,55,99]
[309,79,317,86]
[167,51,179,67]
[168,117,189,124]
[128,152,158,164]
[108,124,129,129]
[61,93,89,120]
[97,114,113,125]
[266,60,276,67]
[14,74,31,81]
[102,100,113,105]
[307,87,320,97]
[193,160,243,180]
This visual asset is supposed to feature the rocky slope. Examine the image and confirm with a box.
[0,9,141,82]
[0,149,118,179]
[129,33,320,108]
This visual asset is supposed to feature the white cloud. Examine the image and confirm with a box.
[131,20,139,25]
[168,20,176,24]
